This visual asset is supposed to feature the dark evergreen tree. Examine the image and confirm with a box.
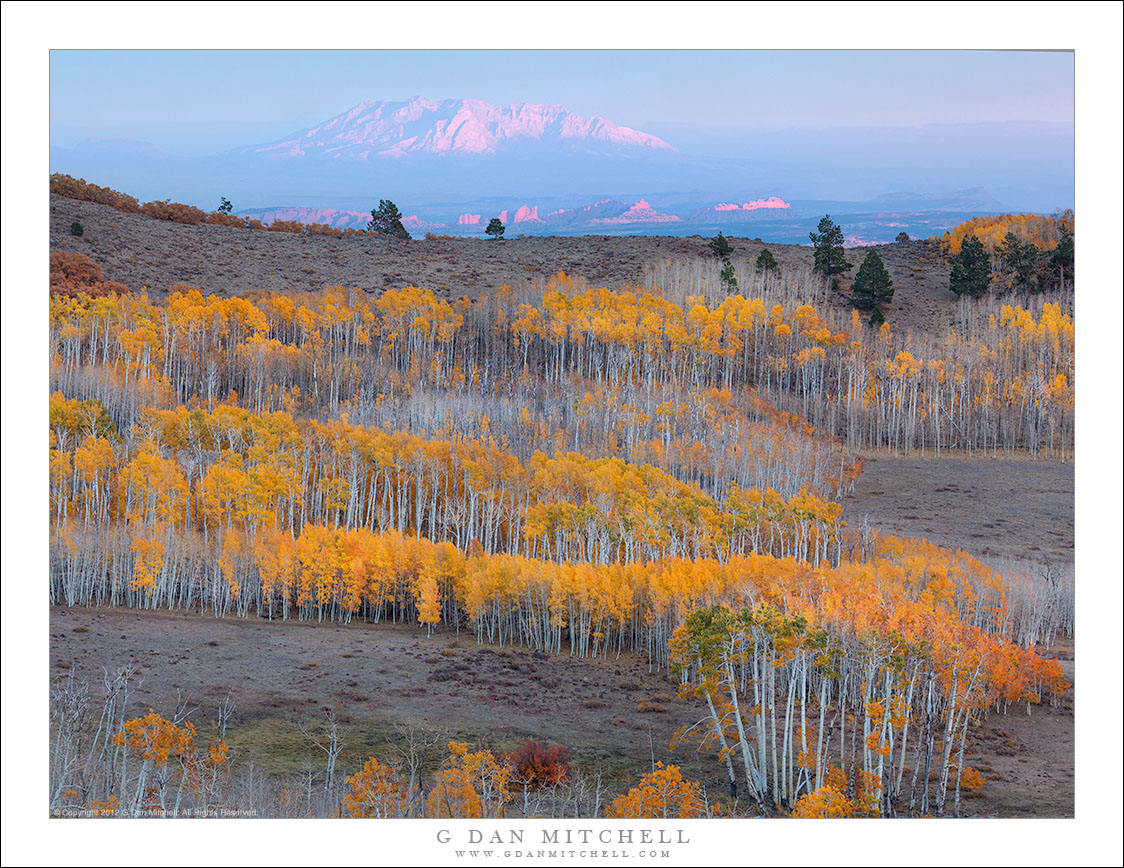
[1045,229,1074,291]
[949,235,991,298]
[895,231,910,243]
[368,200,411,239]
[809,215,852,280]
[217,197,233,215]
[720,259,738,293]
[1000,232,1040,292]
[485,217,505,240]
[707,232,734,259]
[849,250,895,324]
[755,248,779,272]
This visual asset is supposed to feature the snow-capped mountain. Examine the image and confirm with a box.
[237,97,677,160]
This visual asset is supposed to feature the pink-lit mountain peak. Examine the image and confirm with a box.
[246,97,676,159]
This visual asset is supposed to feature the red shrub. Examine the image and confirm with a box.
[508,740,568,787]
[50,251,127,298]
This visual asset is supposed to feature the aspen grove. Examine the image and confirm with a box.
[48,205,1074,818]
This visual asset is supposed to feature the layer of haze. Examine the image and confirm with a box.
[49,49,1074,209]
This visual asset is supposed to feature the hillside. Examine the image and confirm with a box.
[50,192,961,336]
[47,180,1074,822]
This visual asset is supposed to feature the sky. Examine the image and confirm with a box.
[49,49,1075,155]
[45,48,1077,211]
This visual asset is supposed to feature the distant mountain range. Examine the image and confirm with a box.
[239,196,798,234]
[235,189,1011,245]
[49,96,1054,242]
[235,97,676,160]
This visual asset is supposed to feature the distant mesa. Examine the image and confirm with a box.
[711,196,791,211]
[230,188,961,242]
[590,199,679,225]
[238,206,370,230]
[513,205,542,223]
[237,96,677,161]
[239,197,678,234]
[401,215,444,232]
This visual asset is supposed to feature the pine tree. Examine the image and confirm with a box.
[1045,229,1074,291]
[755,249,779,272]
[949,235,991,298]
[720,259,738,293]
[809,215,851,280]
[1000,232,1039,292]
[848,250,895,323]
[368,200,411,240]
[707,232,734,259]
[485,218,505,241]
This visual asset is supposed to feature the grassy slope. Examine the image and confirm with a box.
[50,193,960,337]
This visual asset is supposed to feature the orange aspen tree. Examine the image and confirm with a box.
[605,763,709,818]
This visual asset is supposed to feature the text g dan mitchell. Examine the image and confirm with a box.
[436,829,690,845]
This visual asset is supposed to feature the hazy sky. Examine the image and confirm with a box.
[50,49,1074,154]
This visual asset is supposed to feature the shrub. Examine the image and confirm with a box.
[49,251,127,298]
[204,211,254,230]
[266,219,306,235]
[140,199,208,225]
[508,740,568,787]
[70,221,84,237]
[50,174,140,212]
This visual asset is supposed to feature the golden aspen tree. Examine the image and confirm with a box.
[605,763,708,818]
[344,758,410,818]
[426,743,512,819]
[416,564,442,637]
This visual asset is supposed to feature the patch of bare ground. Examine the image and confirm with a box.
[842,454,1074,816]
[960,636,1074,817]
[48,606,711,792]
[50,194,958,336]
[842,454,1074,564]
[50,605,1073,815]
